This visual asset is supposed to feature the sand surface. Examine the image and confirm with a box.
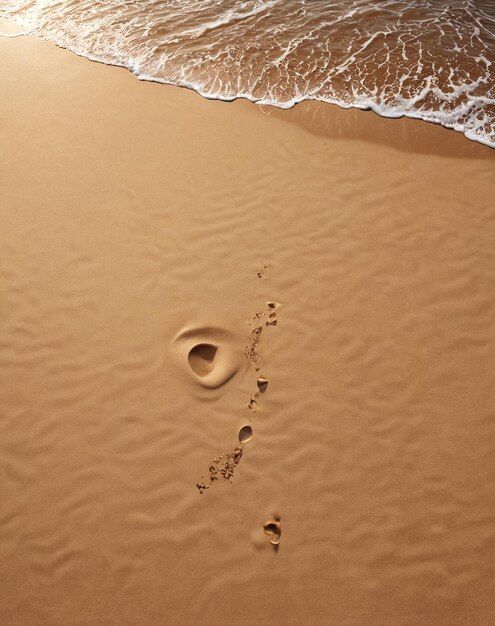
[1,33,495,626]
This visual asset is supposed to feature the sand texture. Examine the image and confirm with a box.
[1,34,495,626]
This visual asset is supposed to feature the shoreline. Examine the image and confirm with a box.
[1,17,494,153]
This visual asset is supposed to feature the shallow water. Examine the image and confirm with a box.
[1,0,495,147]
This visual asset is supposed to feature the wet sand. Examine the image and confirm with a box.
[1,33,495,626]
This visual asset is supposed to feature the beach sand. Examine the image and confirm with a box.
[1,33,495,625]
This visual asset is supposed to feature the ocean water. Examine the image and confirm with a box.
[1,0,494,146]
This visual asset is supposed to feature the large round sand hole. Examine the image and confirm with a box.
[188,343,217,377]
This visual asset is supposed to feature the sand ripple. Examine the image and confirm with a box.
[1,35,495,625]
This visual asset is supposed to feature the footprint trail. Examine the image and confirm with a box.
[196,266,280,497]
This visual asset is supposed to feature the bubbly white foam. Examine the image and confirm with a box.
[1,0,494,147]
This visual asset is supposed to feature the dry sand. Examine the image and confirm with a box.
[1,32,495,626]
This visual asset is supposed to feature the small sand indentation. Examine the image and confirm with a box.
[263,516,281,546]
[239,425,253,443]
[257,377,268,393]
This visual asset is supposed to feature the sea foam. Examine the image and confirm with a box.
[1,0,494,147]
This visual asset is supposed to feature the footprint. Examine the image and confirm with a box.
[196,446,243,494]
[173,326,246,389]
[257,377,268,393]
[248,396,257,412]
[265,312,277,326]
[263,516,282,546]
[239,425,253,443]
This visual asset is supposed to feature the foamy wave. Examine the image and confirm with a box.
[1,0,494,147]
